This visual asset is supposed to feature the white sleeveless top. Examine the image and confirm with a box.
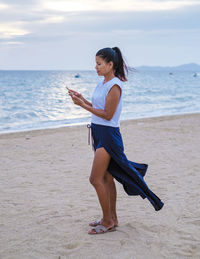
[91,77,123,127]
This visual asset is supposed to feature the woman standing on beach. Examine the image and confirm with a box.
[68,47,164,235]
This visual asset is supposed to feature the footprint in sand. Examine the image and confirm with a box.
[65,242,80,250]
[188,219,200,226]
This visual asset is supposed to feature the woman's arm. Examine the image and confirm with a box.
[70,85,121,121]
[68,89,92,107]
[83,98,92,107]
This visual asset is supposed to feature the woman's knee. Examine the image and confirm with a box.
[89,175,94,185]
[89,174,103,187]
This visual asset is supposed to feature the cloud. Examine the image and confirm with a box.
[0,0,38,5]
[39,16,65,24]
[41,0,200,12]
[0,0,200,68]
[1,41,23,45]
[0,3,9,9]
[42,0,94,12]
[0,22,30,39]
[1,4,200,44]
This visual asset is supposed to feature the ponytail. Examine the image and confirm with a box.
[112,47,128,82]
[96,47,128,81]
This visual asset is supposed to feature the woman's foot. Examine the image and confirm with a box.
[112,217,118,227]
[88,224,116,235]
[88,219,115,234]
[89,219,102,227]
[89,218,118,227]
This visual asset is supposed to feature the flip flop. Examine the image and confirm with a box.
[89,220,102,227]
[88,224,116,235]
[89,219,118,227]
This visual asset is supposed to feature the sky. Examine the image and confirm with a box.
[0,0,200,70]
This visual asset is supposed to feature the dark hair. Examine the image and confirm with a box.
[96,47,128,81]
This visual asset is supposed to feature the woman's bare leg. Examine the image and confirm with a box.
[89,147,114,229]
[104,172,118,226]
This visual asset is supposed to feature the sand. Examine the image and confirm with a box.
[0,113,200,259]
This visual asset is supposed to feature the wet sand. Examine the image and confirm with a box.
[0,113,200,259]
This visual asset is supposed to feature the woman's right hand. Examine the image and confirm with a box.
[68,88,92,107]
[68,89,84,100]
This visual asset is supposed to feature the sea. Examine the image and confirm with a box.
[0,70,199,134]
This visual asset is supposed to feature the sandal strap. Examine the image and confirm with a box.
[93,225,107,233]
[89,219,102,226]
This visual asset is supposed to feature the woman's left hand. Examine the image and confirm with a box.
[70,94,85,107]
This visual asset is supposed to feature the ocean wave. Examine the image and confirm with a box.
[0,70,199,133]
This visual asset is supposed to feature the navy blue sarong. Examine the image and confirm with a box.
[91,123,164,211]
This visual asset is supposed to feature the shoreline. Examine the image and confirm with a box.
[0,111,199,137]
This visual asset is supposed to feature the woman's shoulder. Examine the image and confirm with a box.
[110,77,122,88]
[105,77,122,95]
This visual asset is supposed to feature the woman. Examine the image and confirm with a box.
[68,47,164,235]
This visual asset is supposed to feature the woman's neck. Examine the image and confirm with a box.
[103,72,115,83]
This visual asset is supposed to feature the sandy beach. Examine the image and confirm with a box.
[0,113,200,259]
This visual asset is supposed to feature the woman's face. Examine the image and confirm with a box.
[95,56,113,76]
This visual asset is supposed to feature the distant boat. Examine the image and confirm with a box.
[169,72,173,75]
[193,73,198,77]
[74,73,80,78]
